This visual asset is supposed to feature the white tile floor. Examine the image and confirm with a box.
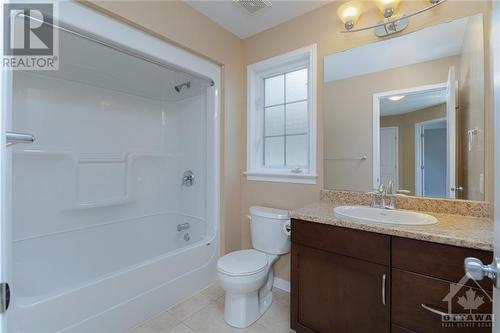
[128,285,293,333]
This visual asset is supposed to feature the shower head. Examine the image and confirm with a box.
[174,81,191,92]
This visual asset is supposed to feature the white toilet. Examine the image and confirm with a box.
[217,206,291,328]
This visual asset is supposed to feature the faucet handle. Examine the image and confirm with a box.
[378,183,385,194]
[370,190,378,208]
[387,178,394,195]
[386,178,397,209]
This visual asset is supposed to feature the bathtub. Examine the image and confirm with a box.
[10,217,217,332]
[14,213,209,303]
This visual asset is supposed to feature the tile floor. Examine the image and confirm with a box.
[128,285,293,333]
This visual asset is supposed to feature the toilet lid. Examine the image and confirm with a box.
[217,249,268,276]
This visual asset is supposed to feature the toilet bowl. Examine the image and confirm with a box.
[217,206,290,328]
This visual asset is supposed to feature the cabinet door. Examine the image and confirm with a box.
[291,244,390,333]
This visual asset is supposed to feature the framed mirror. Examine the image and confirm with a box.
[323,13,487,201]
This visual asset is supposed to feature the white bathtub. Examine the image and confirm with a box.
[10,227,217,332]
[14,213,208,303]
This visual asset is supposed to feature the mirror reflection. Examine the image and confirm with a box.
[323,14,486,201]
[378,85,450,198]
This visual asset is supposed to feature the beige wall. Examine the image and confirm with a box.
[83,1,491,283]
[324,56,460,191]
[459,14,486,201]
[381,104,447,195]
[84,0,245,255]
[243,1,489,281]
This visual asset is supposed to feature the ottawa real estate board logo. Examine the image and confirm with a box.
[439,274,493,329]
[3,3,59,70]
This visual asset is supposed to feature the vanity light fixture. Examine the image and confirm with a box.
[388,95,405,101]
[337,0,446,37]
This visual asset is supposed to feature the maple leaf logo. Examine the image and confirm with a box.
[457,288,484,312]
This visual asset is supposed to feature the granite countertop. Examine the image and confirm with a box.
[290,202,493,251]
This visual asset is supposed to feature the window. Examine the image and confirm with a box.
[246,44,317,184]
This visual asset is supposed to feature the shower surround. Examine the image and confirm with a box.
[2,3,220,332]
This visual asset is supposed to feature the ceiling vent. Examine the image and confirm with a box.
[233,0,272,14]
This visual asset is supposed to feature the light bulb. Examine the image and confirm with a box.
[337,1,364,30]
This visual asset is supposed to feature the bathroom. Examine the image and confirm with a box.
[1,0,500,332]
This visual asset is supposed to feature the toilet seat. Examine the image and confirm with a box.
[217,249,268,277]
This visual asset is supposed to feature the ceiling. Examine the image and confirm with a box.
[380,88,447,116]
[185,1,332,39]
[324,16,470,82]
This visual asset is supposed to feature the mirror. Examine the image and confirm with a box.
[323,14,486,201]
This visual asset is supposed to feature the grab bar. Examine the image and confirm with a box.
[6,131,35,147]
[177,223,190,232]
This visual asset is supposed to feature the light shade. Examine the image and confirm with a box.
[375,0,401,17]
[337,1,364,30]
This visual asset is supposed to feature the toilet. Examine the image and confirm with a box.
[217,206,291,328]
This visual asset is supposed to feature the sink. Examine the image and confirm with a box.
[333,206,437,225]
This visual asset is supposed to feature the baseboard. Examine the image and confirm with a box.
[273,277,290,292]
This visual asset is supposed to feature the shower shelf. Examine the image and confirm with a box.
[76,153,176,209]
[75,197,133,209]
[14,149,177,209]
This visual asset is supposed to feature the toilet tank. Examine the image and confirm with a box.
[249,206,291,255]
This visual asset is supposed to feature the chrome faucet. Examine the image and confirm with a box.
[371,183,385,208]
[177,223,190,232]
[371,179,397,210]
[182,170,195,187]
[386,179,397,210]
[378,183,386,208]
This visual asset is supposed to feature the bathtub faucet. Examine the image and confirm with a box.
[177,223,190,232]
[182,170,195,187]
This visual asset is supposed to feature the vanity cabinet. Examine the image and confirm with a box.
[290,219,493,333]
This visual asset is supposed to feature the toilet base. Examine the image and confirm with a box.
[223,270,274,328]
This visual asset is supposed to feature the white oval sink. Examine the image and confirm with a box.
[333,206,437,225]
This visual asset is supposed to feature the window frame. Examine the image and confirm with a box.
[246,44,317,184]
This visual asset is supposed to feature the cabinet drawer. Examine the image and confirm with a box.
[292,219,390,265]
[392,237,493,290]
[392,269,492,333]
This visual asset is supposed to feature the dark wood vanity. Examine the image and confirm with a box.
[290,219,493,333]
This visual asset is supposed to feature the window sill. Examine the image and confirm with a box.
[244,171,317,184]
